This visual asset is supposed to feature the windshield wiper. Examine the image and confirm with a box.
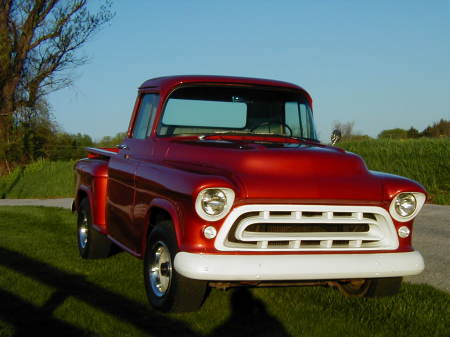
[198,132,255,140]
[197,132,319,144]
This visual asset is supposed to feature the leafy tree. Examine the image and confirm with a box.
[0,0,114,160]
[407,127,420,139]
[331,121,371,142]
[332,121,355,140]
[12,100,57,162]
[1,98,57,174]
[422,119,450,138]
[47,132,93,161]
[96,132,126,147]
[378,128,408,139]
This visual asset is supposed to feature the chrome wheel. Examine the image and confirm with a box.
[144,223,208,312]
[79,213,88,249]
[149,241,172,297]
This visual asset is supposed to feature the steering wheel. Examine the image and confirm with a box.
[250,121,293,137]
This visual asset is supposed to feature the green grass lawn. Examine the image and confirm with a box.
[0,159,75,199]
[0,206,449,337]
[339,138,450,204]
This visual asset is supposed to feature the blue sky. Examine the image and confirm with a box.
[48,0,450,142]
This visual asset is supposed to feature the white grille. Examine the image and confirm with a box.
[214,205,398,252]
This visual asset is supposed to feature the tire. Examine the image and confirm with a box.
[77,198,112,259]
[144,220,207,312]
[337,277,402,298]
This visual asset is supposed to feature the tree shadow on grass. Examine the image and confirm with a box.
[0,289,89,337]
[0,247,200,337]
[1,167,24,199]
[210,288,292,337]
[0,247,292,337]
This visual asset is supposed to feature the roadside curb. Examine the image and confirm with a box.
[0,198,73,209]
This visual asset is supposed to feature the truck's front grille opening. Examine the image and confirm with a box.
[268,241,289,248]
[245,223,370,233]
[218,205,398,252]
[301,211,323,217]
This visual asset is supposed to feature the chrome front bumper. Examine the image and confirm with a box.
[174,251,424,281]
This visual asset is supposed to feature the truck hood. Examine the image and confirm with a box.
[163,139,383,202]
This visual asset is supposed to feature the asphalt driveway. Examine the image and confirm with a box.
[405,204,449,292]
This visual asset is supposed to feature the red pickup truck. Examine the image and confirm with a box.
[74,75,426,312]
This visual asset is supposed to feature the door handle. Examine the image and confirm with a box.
[117,144,129,150]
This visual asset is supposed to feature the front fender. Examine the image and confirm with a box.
[141,198,183,255]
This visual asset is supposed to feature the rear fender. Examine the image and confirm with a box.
[74,184,109,234]
[74,159,109,234]
[74,185,91,212]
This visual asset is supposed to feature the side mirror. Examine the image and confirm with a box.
[331,129,342,146]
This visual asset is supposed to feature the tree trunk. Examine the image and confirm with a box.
[0,75,20,145]
[0,84,15,173]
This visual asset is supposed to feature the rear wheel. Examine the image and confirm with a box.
[337,277,402,297]
[144,221,207,312]
[77,198,112,259]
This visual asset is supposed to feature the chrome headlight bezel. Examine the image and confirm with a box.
[195,188,235,221]
[389,192,426,222]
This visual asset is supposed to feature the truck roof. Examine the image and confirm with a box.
[139,75,312,103]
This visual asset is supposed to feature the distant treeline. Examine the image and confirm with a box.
[0,104,126,175]
[378,119,450,139]
[334,119,450,141]
[4,130,126,163]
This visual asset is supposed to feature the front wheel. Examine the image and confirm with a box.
[337,277,402,297]
[144,221,207,312]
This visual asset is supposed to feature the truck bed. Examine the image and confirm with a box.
[86,147,119,159]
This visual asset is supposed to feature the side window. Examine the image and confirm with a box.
[285,102,301,137]
[285,102,315,139]
[132,94,160,139]
[299,103,311,138]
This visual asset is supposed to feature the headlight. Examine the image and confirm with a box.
[395,193,416,217]
[202,189,227,215]
[389,192,426,222]
[195,188,235,221]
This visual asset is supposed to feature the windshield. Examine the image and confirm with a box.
[157,85,317,141]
